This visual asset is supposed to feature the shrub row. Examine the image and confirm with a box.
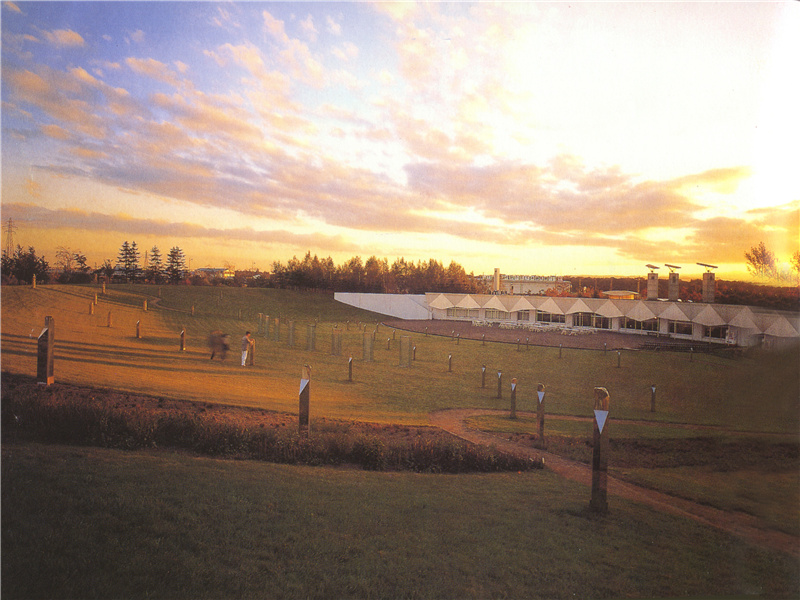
[1,381,541,474]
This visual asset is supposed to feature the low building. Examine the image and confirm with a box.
[481,269,571,295]
[194,267,235,280]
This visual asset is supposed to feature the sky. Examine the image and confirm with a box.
[2,1,798,280]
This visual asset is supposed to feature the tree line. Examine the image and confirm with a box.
[268,252,487,294]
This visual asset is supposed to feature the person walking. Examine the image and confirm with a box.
[241,331,253,366]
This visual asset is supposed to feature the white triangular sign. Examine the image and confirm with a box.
[299,378,309,395]
[537,391,545,404]
[511,382,516,391]
[594,410,609,434]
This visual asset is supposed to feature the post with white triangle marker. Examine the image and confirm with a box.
[536,383,546,448]
[510,378,518,419]
[590,387,610,514]
[299,365,311,437]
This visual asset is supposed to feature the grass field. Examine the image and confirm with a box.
[2,283,798,598]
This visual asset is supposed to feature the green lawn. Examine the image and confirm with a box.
[3,442,797,600]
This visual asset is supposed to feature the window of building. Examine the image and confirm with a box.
[446,308,479,319]
[517,310,530,321]
[536,310,565,323]
[485,309,511,320]
[668,321,693,336]
[622,317,658,332]
[704,325,727,339]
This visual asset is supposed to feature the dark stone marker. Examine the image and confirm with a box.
[36,316,54,385]
[497,371,503,399]
[306,324,316,351]
[590,387,610,514]
[510,378,518,419]
[650,385,656,413]
[299,365,311,437]
[399,336,412,368]
[537,383,546,447]
[362,331,373,362]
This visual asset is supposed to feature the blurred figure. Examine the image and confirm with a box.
[208,330,229,360]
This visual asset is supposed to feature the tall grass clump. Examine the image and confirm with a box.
[1,377,540,474]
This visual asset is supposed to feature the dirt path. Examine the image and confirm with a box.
[429,408,799,558]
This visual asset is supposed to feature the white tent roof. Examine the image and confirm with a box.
[626,301,656,321]
[658,303,692,322]
[728,307,759,331]
[428,294,454,310]
[507,296,535,312]
[764,315,799,338]
[538,297,565,315]
[565,298,593,314]
[595,300,624,318]
[694,304,726,327]
[482,295,509,310]
[455,295,481,309]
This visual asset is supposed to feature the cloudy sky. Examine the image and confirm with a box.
[2,1,798,278]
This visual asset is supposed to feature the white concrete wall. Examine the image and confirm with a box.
[334,293,431,320]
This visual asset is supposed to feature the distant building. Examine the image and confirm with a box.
[602,290,638,300]
[194,267,235,280]
[482,268,571,295]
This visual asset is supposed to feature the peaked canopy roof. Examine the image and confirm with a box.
[694,305,726,327]
[428,294,454,310]
[455,295,481,309]
[626,301,656,321]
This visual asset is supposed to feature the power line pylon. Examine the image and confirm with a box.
[3,218,17,256]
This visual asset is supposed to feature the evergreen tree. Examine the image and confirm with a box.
[166,246,187,283]
[116,241,141,281]
[145,245,164,283]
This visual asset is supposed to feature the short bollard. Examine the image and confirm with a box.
[650,385,656,413]
[510,378,517,419]
[348,357,353,382]
[32,274,37,289]
[590,387,611,514]
[448,354,452,372]
[180,328,186,351]
[481,365,486,388]
[559,344,562,359]
[481,333,485,346]
[537,384,546,447]
[36,316,55,385]
[143,299,148,312]
[456,333,460,345]
[248,338,255,366]
[497,371,503,399]
[107,311,112,328]
[136,320,141,339]
[299,365,311,437]
[616,351,621,368]
[89,302,94,315]
[516,338,521,352]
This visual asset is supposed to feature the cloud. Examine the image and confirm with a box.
[128,29,145,44]
[4,2,22,14]
[299,14,318,41]
[125,57,181,87]
[326,15,342,35]
[332,41,358,61]
[40,28,85,48]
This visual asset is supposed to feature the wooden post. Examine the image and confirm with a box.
[362,331,373,362]
[299,365,311,437]
[32,274,36,289]
[537,383,546,447]
[481,365,486,388]
[482,333,485,346]
[348,357,353,382]
[616,351,621,368]
[559,344,562,359]
[456,333,460,345]
[650,385,656,413]
[36,316,54,385]
[497,371,503,399]
[136,320,141,339]
[590,387,610,514]
[517,338,521,351]
[448,354,452,372]
[89,302,94,315]
[143,299,148,312]
[248,338,255,366]
[510,378,518,419]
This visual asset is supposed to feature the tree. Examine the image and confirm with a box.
[116,240,141,282]
[55,246,75,274]
[791,250,800,286]
[165,247,187,283]
[1,245,50,284]
[744,242,776,279]
[145,246,164,283]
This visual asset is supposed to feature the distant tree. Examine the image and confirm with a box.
[145,246,164,283]
[1,245,50,284]
[744,242,776,280]
[116,240,141,282]
[96,259,114,281]
[789,250,800,286]
[55,246,75,275]
[165,246,187,283]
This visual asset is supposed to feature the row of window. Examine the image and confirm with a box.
[443,308,728,339]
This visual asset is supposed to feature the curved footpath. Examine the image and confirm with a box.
[429,408,799,558]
